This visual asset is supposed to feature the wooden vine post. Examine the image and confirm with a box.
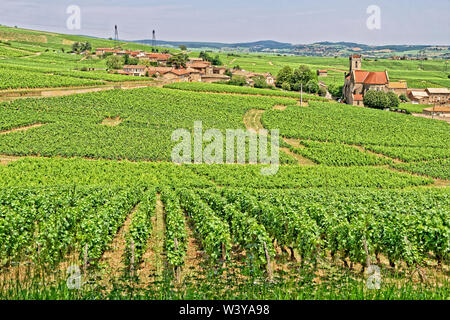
[174,238,181,284]
[362,236,371,270]
[263,241,273,281]
[221,243,226,261]
[83,244,88,274]
[130,239,135,277]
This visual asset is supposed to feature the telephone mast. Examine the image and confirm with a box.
[152,30,156,48]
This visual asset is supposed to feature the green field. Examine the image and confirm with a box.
[0,25,449,301]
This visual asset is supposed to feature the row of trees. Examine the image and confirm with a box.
[363,90,400,109]
[105,52,190,70]
[276,65,321,94]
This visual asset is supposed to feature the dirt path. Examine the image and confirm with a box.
[0,123,44,135]
[0,155,21,165]
[243,109,316,165]
[243,109,265,132]
[0,81,162,101]
[328,68,346,73]
[101,117,122,127]
[21,52,42,59]
[181,217,205,282]
[138,194,166,285]
[99,204,140,281]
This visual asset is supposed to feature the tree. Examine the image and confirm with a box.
[328,84,344,99]
[123,54,138,65]
[387,91,400,108]
[305,80,319,94]
[318,87,327,97]
[281,82,291,91]
[253,76,270,89]
[276,66,293,87]
[81,41,92,52]
[292,65,317,86]
[198,51,222,65]
[106,55,124,70]
[363,90,390,109]
[211,55,222,66]
[399,93,410,102]
[179,45,187,51]
[167,53,189,68]
[227,76,247,86]
[72,42,80,53]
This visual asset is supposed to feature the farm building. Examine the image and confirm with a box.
[408,90,430,104]
[123,65,147,76]
[425,88,450,105]
[387,81,408,96]
[317,70,328,77]
[146,53,172,65]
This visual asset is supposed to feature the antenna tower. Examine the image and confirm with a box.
[114,25,119,44]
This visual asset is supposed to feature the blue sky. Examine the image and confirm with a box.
[1,0,449,45]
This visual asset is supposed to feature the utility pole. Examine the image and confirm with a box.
[300,83,303,106]
[152,30,156,49]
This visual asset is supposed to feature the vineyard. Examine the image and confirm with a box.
[164,82,328,101]
[0,25,449,301]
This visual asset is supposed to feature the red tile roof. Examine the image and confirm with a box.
[353,70,388,84]
[188,61,211,67]
[123,65,146,69]
[169,69,191,76]
[146,53,171,60]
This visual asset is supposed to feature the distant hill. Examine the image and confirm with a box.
[134,39,450,58]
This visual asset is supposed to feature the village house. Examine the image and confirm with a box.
[317,70,328,77]
[160,69,192,82]
[187,61,212,74]
[146,53,172,66]
[343,55,390,106]
[95,48,116,56]
[387,81,408,96]
[425,88,450,105]
[123,65,147,76]
[408,90,430,104]
[231,69,275,87]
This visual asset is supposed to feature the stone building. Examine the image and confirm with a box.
[387,81,408,96]
[123,65,147,76]
[343,55,389,106]
[425,88,450,105]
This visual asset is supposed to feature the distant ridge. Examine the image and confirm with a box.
[132,39,449,58]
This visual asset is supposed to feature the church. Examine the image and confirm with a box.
[343,55,390,106]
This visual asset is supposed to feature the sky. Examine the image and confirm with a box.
[1,0,449,45]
